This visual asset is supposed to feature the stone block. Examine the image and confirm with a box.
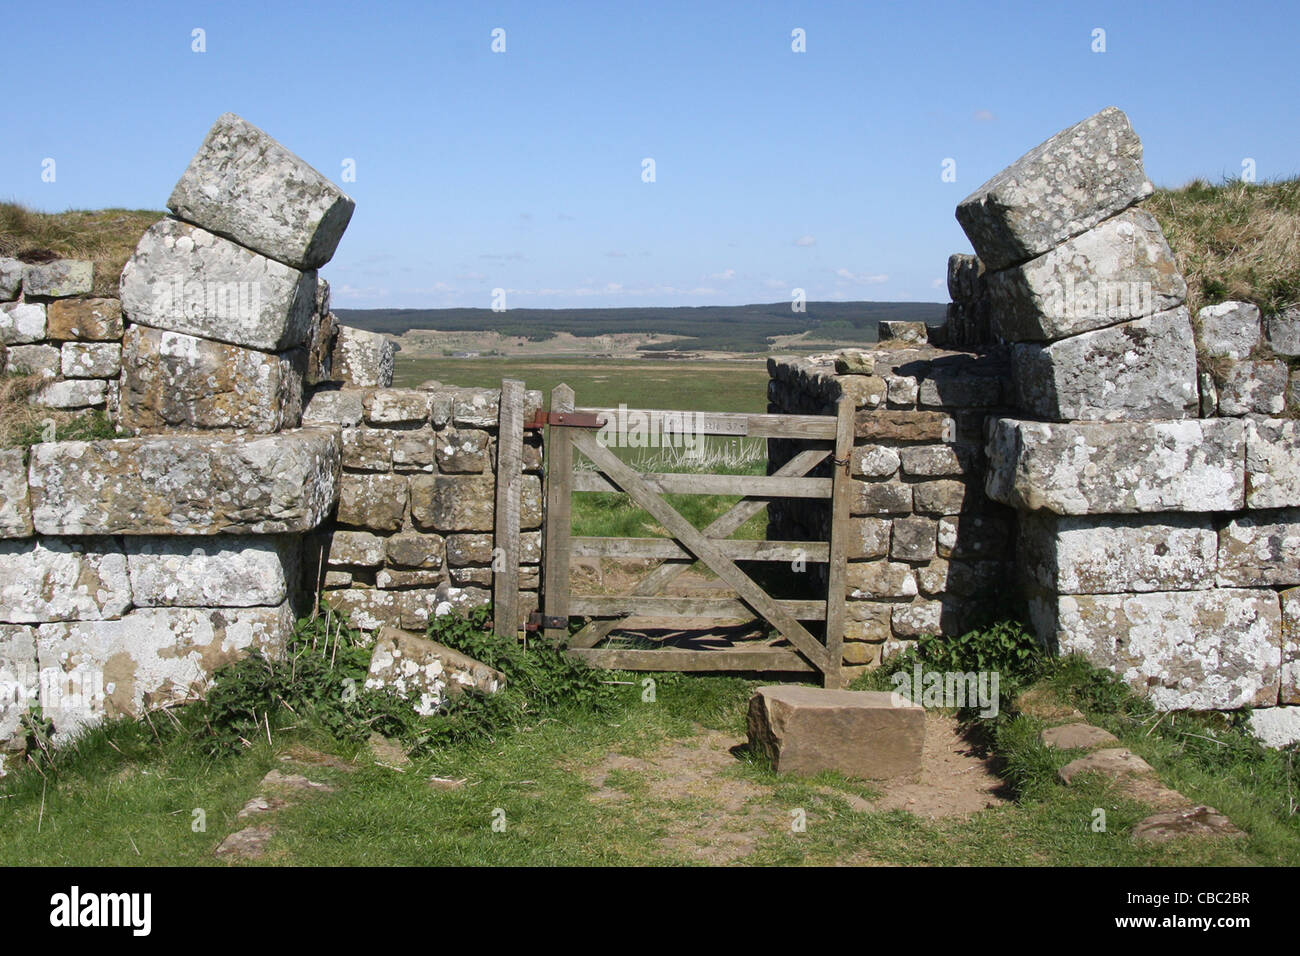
[985,418,1245,514]
[6,343,59,378]
[364,626,505,715]
[855,410,953,443]
[852,480,912,516]
[126,535,298,606]
[891,599,946,637]
[337,473,407,532]
[955,106,1153,270]
[28,427,340,535]
[1218,360,1287,416]
[0,449,33,538]
[987,208,1185,341]
[846,561,917,599]
[341,427,396,471]
[365,388,431,424]
[937,513,1011,559]
[391,431,436,471]
[1265,307,1300,357]
[46,297,123,341]
[878,320,929,345]
[917,374,1003,408]
[851,444,900,479]
[1218,511,1300,587]
[326,530,386,568]
[452,389,501,427]
[1245,418,1300,509]
[0,258,21,300]
[0,625,38,744]
[846,517,890,560]
[384,532,444,570]
[1020,513,1217,594]
[0,537,131,623]
[332,326,394,387]
[302,387,365,427]
[120,218,317,351]
[436,429,491,473]
[913,478,983,515]
[23,260,93,297]
[0,302,47,344]
[1281,587,1299,705]
[118,325,305,433]
[1012,307,1198,421]
[746,685,925,780]
[1198,301,1261,360]
[890,516,937,562]
[34,378,110,411]
[411,474,496,532]
[167,112,355,270]
[445,533,494,566]
[61,342,121,378]
[1247,706,1300,748]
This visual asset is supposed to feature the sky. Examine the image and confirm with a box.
[5,0,1299,311]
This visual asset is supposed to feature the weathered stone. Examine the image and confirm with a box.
[303,387,365,427]
[955,107,1153,271]
[22,259,93,297]
[1035,589,1280,710]
[167,112,355,270]
[364,626,505,716]
[6,343,59,378]
[0,538,131,623]
[118,326,305,434]
[37,380,109,414]
[985,418,1245,515]
[937,514,1011,559]
[846,517,890,560]
[326,530,386,568]
[846,561,916,599]
[746,686,925,780]
[899,444,976,477]
[46,297,123,341]
[1218,360,1287,416]
[436,429,491,473]
[834,350,874,375]
[332,326,394,387]
[1245,418,1300,509]
[323,588,398,631]
[845,600,892,643]
[987,208,1185,342]
[1039,723,1118,749]
[445,533,494,566]
[855,410,954,443]
[1131,805,1243,844]
[886,375,918,405]
[28,427,340,535]
[0,449,33,538]
[1281,587,1299,705]
[1197,301,1261,360]
[377,568,447,589]
[916,559,1010,598]
[391,431,435,471]
[891,600,945,637]
[836,374,886,409]
[36,603,293,733]
[1199,370,1218,418]
[0,258,22,300]
[336,473,407,532]
[913,479,982,515]
[852,480,912,515]
[0,302,46,345]
[878,320,929,345]
[0,625,38,744]
[60,342,121,379]
[851,444,900,479]
[1020,513,1217,594]
[451,389,501,428]
[1057,747,1155,785]
[1012,307,1198,421]
[1218,511,1300,587]
[364,389,431,424]
[411,474,495,532]
[1264,307,1300,357]
[890,516,937,562]
[1247,706,1300,748]
[126,535,297,606]
[340,427,396,471]
[120,219,317,351]
[917,374,1003,408]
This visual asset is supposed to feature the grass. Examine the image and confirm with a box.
[3,650,1292,866]
[1149,176,1300,319]
[0,202,163,297]
[0,372,118,448]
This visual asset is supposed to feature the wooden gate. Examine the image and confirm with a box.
[537,384,854,687]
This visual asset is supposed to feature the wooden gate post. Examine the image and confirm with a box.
[822,395,855,688]
[493,378,526,638]
[541,384,575,643]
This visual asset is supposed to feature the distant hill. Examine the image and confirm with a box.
[334,301,948,353]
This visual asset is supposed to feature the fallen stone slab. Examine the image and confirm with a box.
[1012,307,1199,421]
[1131,806,1243,844]
[746,685,925,780]
[168,113,355,270]
[956,107,1153,271]
[1039,723,1118,749]
[1057,747,1154,785]
[985,418,1245,515]
[28,427,340,535]
[987,208,1185,342]
[120,218,317,351]
[214,825,275,860]
[364,626,506,716]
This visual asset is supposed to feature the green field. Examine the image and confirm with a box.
[393,356,771,413]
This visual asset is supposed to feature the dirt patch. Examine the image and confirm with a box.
[583,712,1011,863]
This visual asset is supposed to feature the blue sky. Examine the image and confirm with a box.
[6,0,1298,310]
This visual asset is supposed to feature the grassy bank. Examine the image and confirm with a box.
[0,202,162,297]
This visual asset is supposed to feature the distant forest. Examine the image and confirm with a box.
[334,300,948,353]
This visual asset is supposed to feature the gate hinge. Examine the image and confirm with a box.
[524,410,606,431]
[525,612,569,631]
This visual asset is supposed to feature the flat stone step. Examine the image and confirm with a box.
[746,685,925,781]
[1057,747,1155,785]
[1131,806,1244,844]
[1039,723,1119,750]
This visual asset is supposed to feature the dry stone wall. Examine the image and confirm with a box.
[0,113,541,769]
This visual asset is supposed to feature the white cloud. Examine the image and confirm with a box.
[708,268,736,280]
[835,268,889,284]
[794,235,816,247]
